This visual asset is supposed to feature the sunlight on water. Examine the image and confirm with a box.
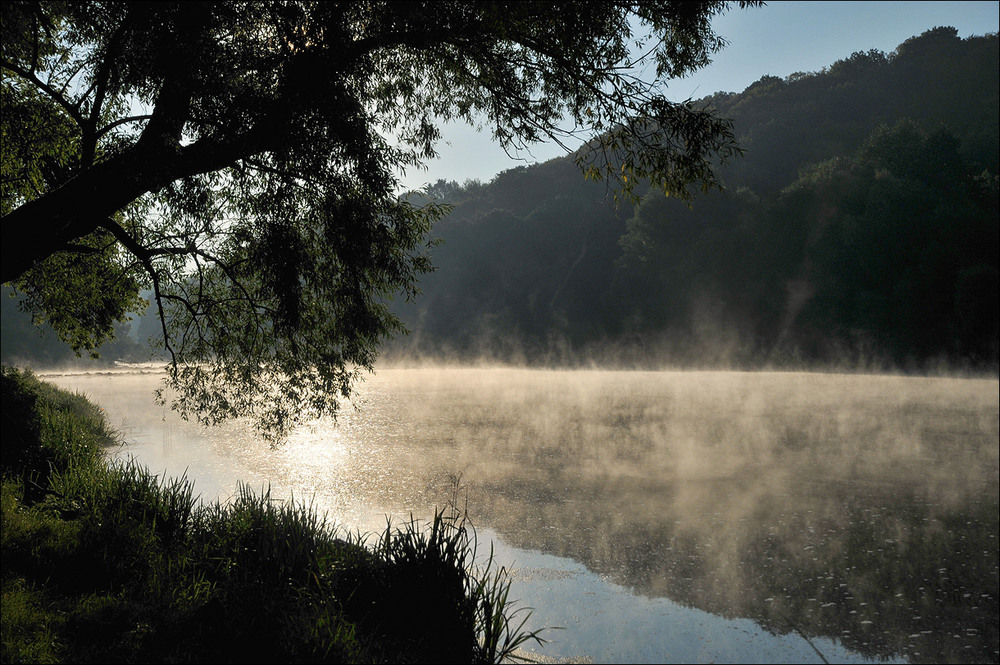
[41,366,999,664]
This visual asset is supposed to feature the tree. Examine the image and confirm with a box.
[1,1,758,438]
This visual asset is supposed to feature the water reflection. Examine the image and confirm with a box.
[43,367,999,663]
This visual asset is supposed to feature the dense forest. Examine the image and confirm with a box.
[4,27,998,371]
[386,26,999,370]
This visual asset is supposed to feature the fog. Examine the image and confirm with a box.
[40,365,999,663]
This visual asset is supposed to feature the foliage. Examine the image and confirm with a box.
[385,28,999,370]
[1,1,758,438]
[1,367,115,492]
[1,368,544,663]
[376,510,544,663]
[1,285,151,366]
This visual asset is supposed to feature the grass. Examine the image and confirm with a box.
[376,510,545,664]
[1,366,544,663]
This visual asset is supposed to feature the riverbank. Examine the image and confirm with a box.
[0,367,540,663]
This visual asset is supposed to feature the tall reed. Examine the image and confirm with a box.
[376,508,545,663]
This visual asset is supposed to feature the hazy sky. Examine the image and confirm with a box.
[398,0,1000,192]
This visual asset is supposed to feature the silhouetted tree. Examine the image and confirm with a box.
[1,0,758,436]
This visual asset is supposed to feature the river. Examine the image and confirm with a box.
[42,366,999,664]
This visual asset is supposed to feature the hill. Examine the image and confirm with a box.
[386,27,999,370]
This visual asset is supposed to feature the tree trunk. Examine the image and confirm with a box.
[1,131,269,285]
[1,155,152,284]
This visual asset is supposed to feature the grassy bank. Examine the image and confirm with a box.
[0,367,541,663]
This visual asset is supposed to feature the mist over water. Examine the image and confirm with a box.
[41,365,999,664]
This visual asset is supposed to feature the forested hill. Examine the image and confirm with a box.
[386,27,999,370]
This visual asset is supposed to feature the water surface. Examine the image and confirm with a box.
[43,367,999,663]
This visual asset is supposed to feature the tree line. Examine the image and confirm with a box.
[385,27,999,370]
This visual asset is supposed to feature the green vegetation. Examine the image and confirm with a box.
[1,1,758,438]
[1,367,542,663]
[387,28,998,371]
[1,284,151,366]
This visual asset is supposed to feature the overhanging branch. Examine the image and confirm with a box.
[99,216,177,368]
[1,57,87,131]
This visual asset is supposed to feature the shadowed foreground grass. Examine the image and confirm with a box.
[0,367,542,663]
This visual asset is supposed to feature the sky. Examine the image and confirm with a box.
[397,0,1000,192]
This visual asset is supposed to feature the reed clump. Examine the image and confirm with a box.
[0,367,542,663]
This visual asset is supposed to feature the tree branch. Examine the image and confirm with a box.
[99,216,177,368]
[81,18,132,167]
[95,115,153,140]
[0,58,87,131]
